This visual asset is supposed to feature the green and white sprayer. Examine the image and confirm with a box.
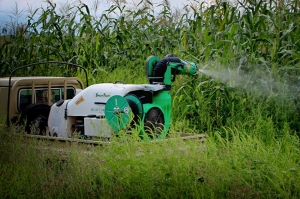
[48,54,197,139]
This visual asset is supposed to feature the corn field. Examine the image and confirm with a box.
[1,0,299,72]
[1,0,300,134]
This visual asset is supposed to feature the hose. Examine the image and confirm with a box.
[126,98,139,124]
[153,57,182,81]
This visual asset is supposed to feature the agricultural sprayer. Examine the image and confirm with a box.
[47,55,197,139]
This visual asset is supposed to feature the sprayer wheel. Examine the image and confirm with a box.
[144,107,165,138]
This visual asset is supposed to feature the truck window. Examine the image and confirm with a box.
[19,89,32,110]
[18,87,76,111]
[62,88,76,100]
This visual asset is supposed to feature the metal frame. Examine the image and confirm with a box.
[6,61,89,126]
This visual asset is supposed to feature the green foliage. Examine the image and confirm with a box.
[1,0,300,71]
[0,0,299,132]
[1,125,300,198]
[1,0,300,197]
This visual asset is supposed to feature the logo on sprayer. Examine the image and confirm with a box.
[95,92,110,97]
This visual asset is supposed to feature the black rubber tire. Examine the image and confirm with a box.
[144,107,165,138]
[20,103,51,135]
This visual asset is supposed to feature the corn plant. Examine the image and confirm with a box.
[1,0,300,132]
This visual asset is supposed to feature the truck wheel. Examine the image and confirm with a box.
[20,103,50,135]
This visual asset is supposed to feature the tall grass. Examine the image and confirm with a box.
[1,123,299,198]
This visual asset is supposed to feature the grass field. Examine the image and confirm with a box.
[1,125,300,198]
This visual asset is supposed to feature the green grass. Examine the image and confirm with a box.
[1,124,299,198]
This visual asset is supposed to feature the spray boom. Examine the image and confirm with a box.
[146,54,198,86]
